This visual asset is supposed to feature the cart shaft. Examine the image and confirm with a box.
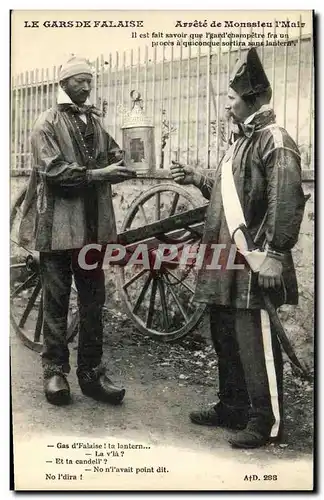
[117,205,208,246]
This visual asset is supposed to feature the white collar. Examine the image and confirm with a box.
[244,104,272,125]
[57,87,91,106]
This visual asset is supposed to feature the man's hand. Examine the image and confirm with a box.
[258,256,283,289]
[101,160,137,184]
[90,159,137,184]
[170,161,198,186]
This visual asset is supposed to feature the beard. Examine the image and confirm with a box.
[226,114,240,126]
[74,93,89,104]
[67,89,90,105]
[224,109,240,124]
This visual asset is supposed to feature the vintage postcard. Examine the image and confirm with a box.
[10,9,315,491]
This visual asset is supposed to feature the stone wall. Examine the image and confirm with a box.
[279,179,315,367]
[10,170,315,366]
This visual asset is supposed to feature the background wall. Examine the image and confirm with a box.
[11,36,314,172]
[10,170,315,367]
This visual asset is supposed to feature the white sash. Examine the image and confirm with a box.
[221,142,267,273]
[221,141,281,439]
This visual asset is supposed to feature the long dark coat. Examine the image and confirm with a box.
[194,108,306,309]
[19,105,120,251]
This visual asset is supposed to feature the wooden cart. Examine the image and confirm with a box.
[10,183,208,352]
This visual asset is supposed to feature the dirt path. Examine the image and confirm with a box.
[10,307,314,490]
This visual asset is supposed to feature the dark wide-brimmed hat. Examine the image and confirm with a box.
[229,47,271,98]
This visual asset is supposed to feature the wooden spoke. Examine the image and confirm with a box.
[10,263,27,270]
[187,295,195,310]
[164,269,195,295]
[155,193,161,221]
[18,279,42,328]
[169,193,180,216]
[123,268,148,289]
[133,273,153,315]
[139,204,148,225]
[68,312,79,339]
[34,292,43,342]
[117,183,206,341]
[11,239,33,256]
[164,278,189,321]
[157,278,170,331]
[10,186,81,352]
[71,277,78,294]
[146,277,158,328]
[11,272,37,299]
[15,206,23,219]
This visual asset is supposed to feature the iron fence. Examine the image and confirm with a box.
[11,26,314,172]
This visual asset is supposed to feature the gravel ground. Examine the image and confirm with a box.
[10,306,314,491]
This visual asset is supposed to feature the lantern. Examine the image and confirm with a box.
[121,90,156,174]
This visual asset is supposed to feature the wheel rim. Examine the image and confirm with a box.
[10,258,79,353]
[117,183,206,342]
[10,187,79,351]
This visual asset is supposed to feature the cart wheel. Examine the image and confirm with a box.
[10,186,79,352]
[117,183,206,342]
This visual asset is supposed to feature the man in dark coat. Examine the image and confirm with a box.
[19,55,136,406]
[171,48,305,448]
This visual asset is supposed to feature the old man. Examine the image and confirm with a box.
[19,55,136,406]
[171,48,305,448]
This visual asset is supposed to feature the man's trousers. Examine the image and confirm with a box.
[39,249,106,374]
[210,306,283,438]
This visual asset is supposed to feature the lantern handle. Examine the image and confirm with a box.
[130,90,143,109]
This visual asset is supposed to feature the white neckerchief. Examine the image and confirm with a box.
[229,104,273,140]
[57,87,91,124]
